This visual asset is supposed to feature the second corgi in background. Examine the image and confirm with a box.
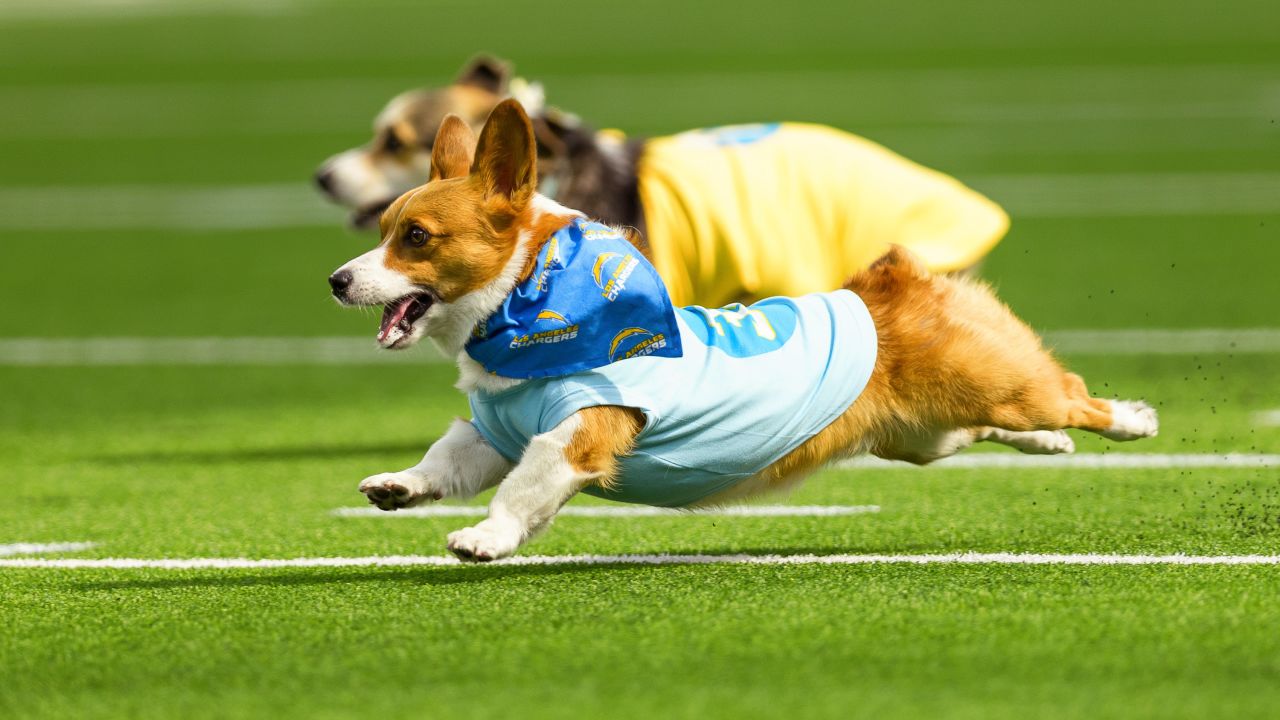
[317,56,1009,308]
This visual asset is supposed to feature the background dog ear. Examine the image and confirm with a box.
[472,99,536,208]
[430,115,477,181]
[531,107,582,158]
[455,54,512,95]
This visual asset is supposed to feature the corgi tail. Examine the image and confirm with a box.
[843,244,932,295]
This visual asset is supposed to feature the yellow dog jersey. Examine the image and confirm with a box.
[636,123,1009,307]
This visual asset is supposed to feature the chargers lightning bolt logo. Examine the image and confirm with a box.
[608,327,669,361]
[592,252,638,301]
[535,310,570,325]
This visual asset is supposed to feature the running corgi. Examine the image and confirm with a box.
[328,100,1157,562]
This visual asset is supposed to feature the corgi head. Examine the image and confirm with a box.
[314,56,522,229]
[329,99,578,353]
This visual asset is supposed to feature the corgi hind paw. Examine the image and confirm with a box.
[981,427,1075,455]
[1019,429,1076,455]
[1100,400,1159,441]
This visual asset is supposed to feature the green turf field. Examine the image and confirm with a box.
[2,1,1279,718]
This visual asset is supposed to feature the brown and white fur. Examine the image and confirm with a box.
[328,100,1158,562]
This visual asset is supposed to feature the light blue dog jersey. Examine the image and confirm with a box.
[469,290,877,507]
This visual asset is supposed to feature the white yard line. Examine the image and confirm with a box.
[1041,328,1280,355]
[333,505,881,519]
[0,337,438,366]
[7,63,1275,96]
[1254,410,1280,427]
[0,542,96,557]
[2,172,1279,232]
[838,453,1280,470]
[1,89,1268,140]
[1,329,1277,366]
[546,63,1280,99]
[970,172,1280,217]
[1,63,1273,136]
[0,184,343,231]
[3,552,1279,570]
[0,0,297,21]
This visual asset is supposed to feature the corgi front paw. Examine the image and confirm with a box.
[446,519,522,562]
[358,472,443,511]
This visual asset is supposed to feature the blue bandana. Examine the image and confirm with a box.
[465,217,683,379]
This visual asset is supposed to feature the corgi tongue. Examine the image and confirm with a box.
[377,296,417,344]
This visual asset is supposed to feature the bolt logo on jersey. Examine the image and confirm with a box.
[507,310,579,350]
[678,301,797,358]
[465,217,683,379]
[607,327,670,362]
[592,252,638,301]
[535,310,570,325]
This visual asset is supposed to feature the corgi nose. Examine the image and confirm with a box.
[329,270,353,297]
[314,169,336,197]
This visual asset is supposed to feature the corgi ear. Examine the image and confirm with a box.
[472,99,536,209]
[455,55,511,95]
[430,114,477,181]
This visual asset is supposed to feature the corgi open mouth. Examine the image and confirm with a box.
[377,292,434,348]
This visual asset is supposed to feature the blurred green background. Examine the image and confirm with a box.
[1,3,1279,719]
[0,0,1277,337]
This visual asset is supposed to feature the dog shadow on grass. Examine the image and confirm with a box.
[71,543,937,592]
[72,563,643,591]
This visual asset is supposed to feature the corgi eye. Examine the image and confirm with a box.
[384,131,404,153]
[405,225,429,247]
